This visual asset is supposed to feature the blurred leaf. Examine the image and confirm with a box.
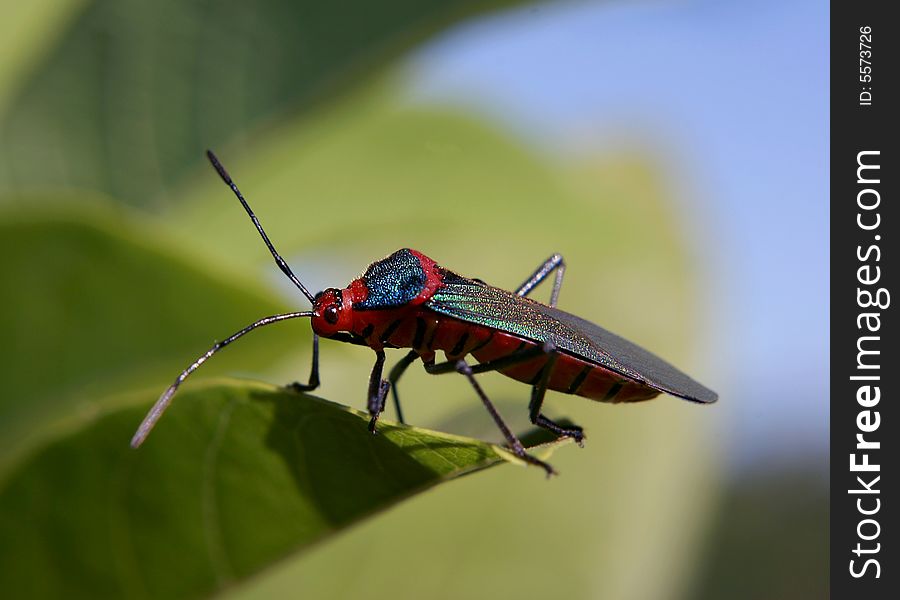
[0,202,311,470]
[0,380,566,598]
[0,0,83,115]
[688,466,828,600]
[0,0,532,206]
[163,86,685,308]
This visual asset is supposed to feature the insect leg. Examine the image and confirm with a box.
[387,350,420,424]
[424,344,546,375]
[453,358,556,477]
[515,253,566,307]
[366,350,391,433]
[425,342,586,444]
[289,333,320,392]
[528,344,585,445]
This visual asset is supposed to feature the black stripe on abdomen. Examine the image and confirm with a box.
[526,360,549,385]
[470,330,494,352]
[602,381,623,402]
[426,321,439,350]
[413,317,426,349]
[566,365,592,394]
[450,332,470,356]
[380,319,403,343]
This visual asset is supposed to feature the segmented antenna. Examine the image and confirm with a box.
[130,311,313,448]
[206,150,315,304]
[130,151,322,448]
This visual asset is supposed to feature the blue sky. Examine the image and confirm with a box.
[403,0,829,472]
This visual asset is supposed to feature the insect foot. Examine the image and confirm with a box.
[288,381,314,393]
[514,449,558,478]
[565,426,586,448]
[367,380,391,434]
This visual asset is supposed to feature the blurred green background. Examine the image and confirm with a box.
[0,0,827,598]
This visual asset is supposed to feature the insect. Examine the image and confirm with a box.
[131,151,718,475]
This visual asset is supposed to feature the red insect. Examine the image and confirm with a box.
[131,151,718,475]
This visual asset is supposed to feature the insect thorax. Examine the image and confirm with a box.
[353,248,426,310]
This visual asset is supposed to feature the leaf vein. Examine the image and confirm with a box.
[202,398,238,586]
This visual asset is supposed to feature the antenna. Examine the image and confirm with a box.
[130,311,314,448]
[206,150,315,304]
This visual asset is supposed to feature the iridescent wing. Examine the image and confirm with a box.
[425,273,717,404]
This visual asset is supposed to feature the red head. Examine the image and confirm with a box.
[310,287,354,337]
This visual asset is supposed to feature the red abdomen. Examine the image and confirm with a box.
[354,308,659,404]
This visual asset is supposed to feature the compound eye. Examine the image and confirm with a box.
[324,305,339,325]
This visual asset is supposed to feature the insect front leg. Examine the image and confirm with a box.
[366,349,391,433]
[451,357,556,477]
[288,333,321,392]
[387,350,420,424]
[515,253,566,307]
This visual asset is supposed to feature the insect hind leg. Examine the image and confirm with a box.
[453,358,556,477]
[423,341,584,450]
[528,344,585,446]
[515,253,566,307]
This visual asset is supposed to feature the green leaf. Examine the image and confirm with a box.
[0,0,531,207]
[0,0,82,115]
[0,380,566,598]
[0,202,311,470]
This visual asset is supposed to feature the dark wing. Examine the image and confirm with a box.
[426,276,717,404]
